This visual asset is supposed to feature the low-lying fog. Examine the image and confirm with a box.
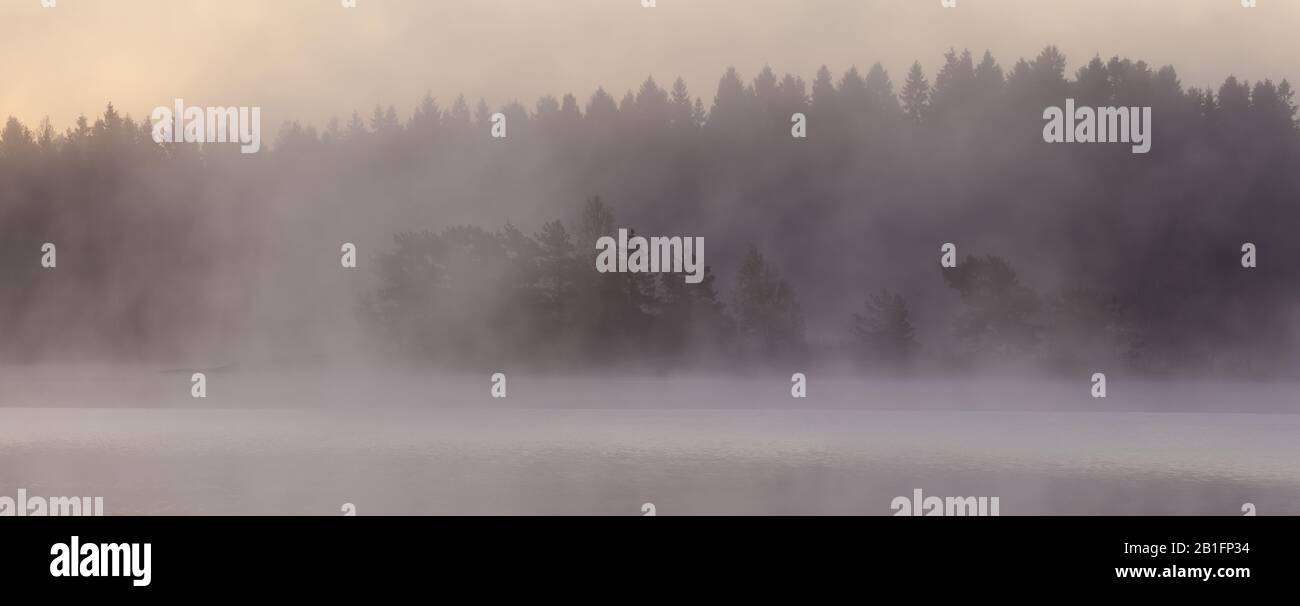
[1,366,1296,515]
[4,38,1300,515]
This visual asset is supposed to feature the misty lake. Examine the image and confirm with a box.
[1,367,1298,515]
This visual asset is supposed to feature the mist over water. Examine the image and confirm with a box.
[3,1,1299,516]
[2,368,1298,515]
[4,404,1299,515]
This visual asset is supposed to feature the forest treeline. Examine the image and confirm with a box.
[0,46,1297,375]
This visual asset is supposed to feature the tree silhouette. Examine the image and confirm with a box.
[732,246,805,356]
[900,62,931,123]
[852,289,917,365]
[943,255,1041,359]
[0,47,1296,374]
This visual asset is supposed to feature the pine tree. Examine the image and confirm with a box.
[344,111,367,140]
[533,220,577,330]
[535,219,576,305]
[838,66,868,107]
[559,94,582,121]
[410,93,441,133]
[931,49,975,118]
[657,265,730,356]
[1278,79,1298,130]
[942,255,1041,358]
[900,62,931,123]
[635,76,669,124]
[577,196,615,256]
[709,67,749,129]
[864,63,897,112]
[1073,55,1111,106]
[474,99,492,128]
[732,246,804,354]
[691,98,707,127]
[669,77,695,129]
[446,95,472,129]
[535,94,561,120]
[586,87,619,125]
[777,74,809,111]
[0,117,34,156]
[36,117,56,151]
[852,289,917,364]
[973,51,1005,96]
[811,65,837,115]
[753,65,779,117]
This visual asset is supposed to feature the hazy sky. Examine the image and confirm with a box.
[2,0,1297,132]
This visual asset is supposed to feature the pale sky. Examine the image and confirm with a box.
[2,0,1297,132]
